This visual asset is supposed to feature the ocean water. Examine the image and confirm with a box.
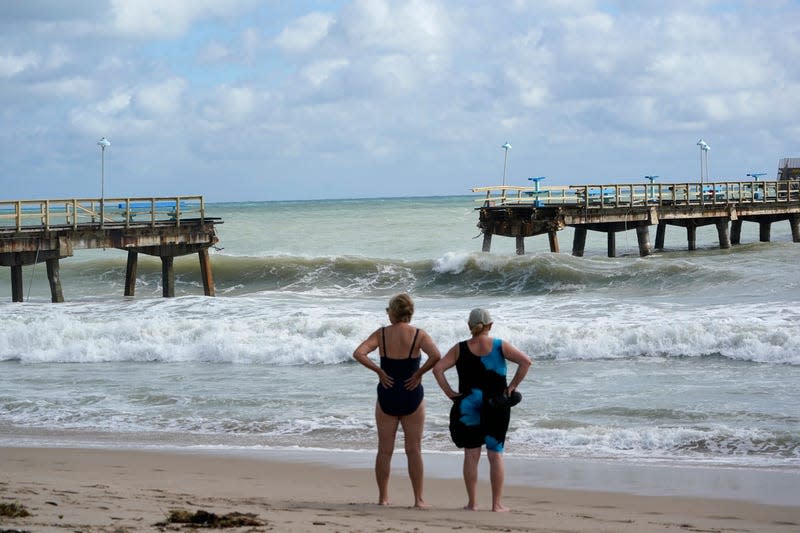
[1,195,799,472]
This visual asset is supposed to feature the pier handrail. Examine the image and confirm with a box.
[473,180,800,208]
[0,195,206,232]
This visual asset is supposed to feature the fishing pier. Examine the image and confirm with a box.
[0,196,221,302]
[474,179,800,257]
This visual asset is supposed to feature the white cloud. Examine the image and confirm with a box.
[274,11,335,53]
[199,41,233,63]
[109,0,253,38]
[0,52,39,77]
[339,0,450,53]
[301,58,349,87]
[92,90,130,115]
[135,77,186,115]
[32,76,94,98]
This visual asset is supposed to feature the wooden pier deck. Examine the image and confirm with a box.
[473,180,800,256]
[0,196,221,302]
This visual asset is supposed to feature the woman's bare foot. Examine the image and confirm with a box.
[378,500,390,506]
[413,499,430,509]
[492,503,510,512]
[463,503,478,511]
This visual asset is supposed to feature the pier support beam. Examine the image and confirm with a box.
[199,248,215,297]
[46,258,64,303]
[687,225,697,251]
[636,226,651,257]
[548,231,560,253]
[161,256,175,297]
[790,215,800,243]
[481,232,492,252]
[655,222,666,250]
[607,231,616,258]
[11,265,23,302]
[759,221,771,242]
[716,220,731,249]
[731,220,743,245]
[124,251,138,297]
[572,227,587,257]
[516,236,525,255]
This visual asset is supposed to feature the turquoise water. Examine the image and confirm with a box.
[1,195,799,469]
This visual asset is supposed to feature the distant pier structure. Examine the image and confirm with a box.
[474,165,800,257]
[0,196,221,302]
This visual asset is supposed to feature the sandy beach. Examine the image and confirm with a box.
[1,446,798,533]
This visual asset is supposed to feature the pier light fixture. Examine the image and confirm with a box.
[644,175,659,202]
[747,172,766,181]
[528,176,546,192]
[501,142,511,186]
[697,139,710,185]
[97,137,111,201]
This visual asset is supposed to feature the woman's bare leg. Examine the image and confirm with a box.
[375,403,399,505]
[463,447,481,510]
[399,401,428,508]
[487,450,509,512]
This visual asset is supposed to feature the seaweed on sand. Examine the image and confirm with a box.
[157,509,264,528]
[0,501,31,518]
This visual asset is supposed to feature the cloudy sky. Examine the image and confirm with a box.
[1,1,798,202]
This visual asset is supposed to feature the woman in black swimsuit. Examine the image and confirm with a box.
[353,293,441,507]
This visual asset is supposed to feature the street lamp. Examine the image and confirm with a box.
[747,172,766,181]
[97,137,111,223]
[97,137,111,199]
[696,139,710,185]
[501,142,511,186]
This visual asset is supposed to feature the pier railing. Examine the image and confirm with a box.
[0,195,206,232]
[473,180,800,208]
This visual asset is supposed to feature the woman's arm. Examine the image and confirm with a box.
[432,344,460,399]
[353,329,392,388]
[502,341,531,394]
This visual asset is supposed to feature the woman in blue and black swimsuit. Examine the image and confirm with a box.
[353,293,441,508]
[433,308,531,512]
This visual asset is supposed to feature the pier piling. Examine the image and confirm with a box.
[760,222,771,242]
[124,251,138,297]
[45,258,63,303]
[607,231,616,257]
[636,226,651,256]
[516,236,525,255]
[572,227,587,257]
[481,232,492,252]
[655,222,666,250]
[716,220,731,249]
[731,220,743,245]
[161,256,175,297]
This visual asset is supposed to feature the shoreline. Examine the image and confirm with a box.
[2,431,800,505]
[2,445,799,533]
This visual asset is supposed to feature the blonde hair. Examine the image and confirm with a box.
[469,322,491,336]
[387,293,414,323]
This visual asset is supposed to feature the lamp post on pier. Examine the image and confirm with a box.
[501,142,511,186]
[97,137,111,224]
[697,139,710,185]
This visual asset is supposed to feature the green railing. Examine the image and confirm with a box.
[474,180,800,208]
[0,196,206,231]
